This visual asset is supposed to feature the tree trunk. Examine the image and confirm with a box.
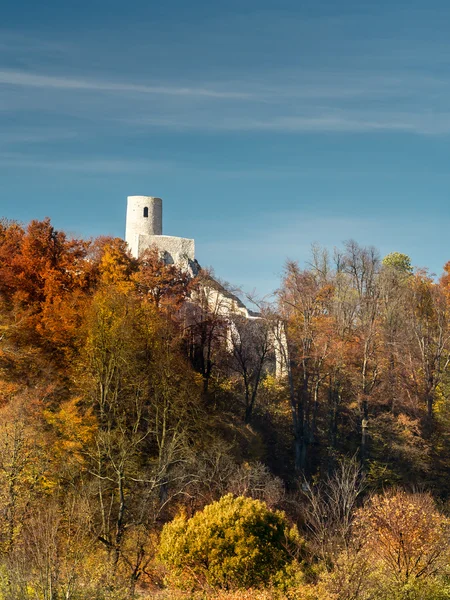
[360,398,369,470]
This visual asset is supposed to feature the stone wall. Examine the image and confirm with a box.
[138,234,195,270]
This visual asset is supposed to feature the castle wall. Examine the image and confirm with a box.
[138,234,195,269]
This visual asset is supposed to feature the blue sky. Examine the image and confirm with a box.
[1,0,450,299]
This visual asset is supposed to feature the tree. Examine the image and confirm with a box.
[226,314,273,423]
[183,270,229,396]
[406,272,450,424]
[278,261,334,474]
[76,287,202,586]
[340,241,382,468]
[0,218,92,356]
[96,237,136,292]
[133,247,191,311]
[159,494,301,590]
[382,252,413,276]
[354,490,450,597]
[302,457,365,567]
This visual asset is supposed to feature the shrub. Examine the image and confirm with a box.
[347,490,450,599]
[158,494,302,590]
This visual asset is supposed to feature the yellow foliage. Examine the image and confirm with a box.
[354,490,450,589]
[159,494,303,590]
[43,397,97,468]
[98,241,135,292]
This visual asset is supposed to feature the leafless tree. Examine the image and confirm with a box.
[226,314,273,423]
[302,456,365,567]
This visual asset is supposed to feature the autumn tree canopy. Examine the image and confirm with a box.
[1,217,450,599]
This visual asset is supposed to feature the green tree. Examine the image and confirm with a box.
[382,252,413,275]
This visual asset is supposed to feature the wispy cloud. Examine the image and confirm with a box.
[0,130,79,145]
[0,152,173,173]
[2,60,450,135]
[0,70,251,99]
[125,111,450,135]
[0,31,73,64]
[3,20,450,140]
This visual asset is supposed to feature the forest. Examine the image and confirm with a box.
[1,216,450,599]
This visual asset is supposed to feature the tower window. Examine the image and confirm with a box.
[143,207,149,218]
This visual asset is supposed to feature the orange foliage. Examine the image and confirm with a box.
[133,247,191,310]
[0,218,92,352]
[354,490,450,585]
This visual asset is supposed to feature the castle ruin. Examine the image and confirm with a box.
[125,195,196,272]
[125,194,251,317]
[124,194,287,377]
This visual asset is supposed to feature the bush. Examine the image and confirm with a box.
[328,490,450,600]
[354,490,450,588]
[158,494,302,590]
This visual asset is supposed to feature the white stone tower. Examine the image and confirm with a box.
[126,196,162,256]
[125,195,195,270]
